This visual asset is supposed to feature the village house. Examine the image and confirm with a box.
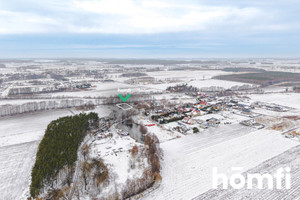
[206,117,220,127]
[191,110,201,117]
[182,117,195,125]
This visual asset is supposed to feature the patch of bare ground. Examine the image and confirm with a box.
[283,115,300,120]
[255,116,298,131]
[291,131,300,136]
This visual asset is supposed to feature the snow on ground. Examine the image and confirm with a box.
[249,93,300,110]
[137,118,182,142]
[0,99,57,106]
[0,110,73,147]
[197,145,300,200]
[194,111,250,124]
[36,82,135,98]
[147,123,182,142]
[0,105,113,200]
[37,82,158,98]
[143,71,249,91]
[92,82,134,91]
[138,111,251,143]
[188,79,250,89]
[262,85,287,93]
[91,134,145,185]
[146,70,231,81]
[154,93,197,104]
[85,105,112,118]
[143,79,249,91]
[142,82,180,91]
[86,125,149,199]
[0,141,40,200]
[142,124,299,200]
[0,110,74,200]
[1,88,10,97]
[252,107,299,117]
[38,89,119,98]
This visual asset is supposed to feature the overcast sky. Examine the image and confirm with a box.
[0,0,299,58]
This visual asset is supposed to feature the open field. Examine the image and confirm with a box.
[196,145,300,200]
[142,70,250,91]
[0,141,39,200]
[147,70,231,81]
[37,82,137,98]
[188,79,251,89]
[0,110,74,199]
[142,125,299,200]
[249,93,300,110]
[0,110,73,147]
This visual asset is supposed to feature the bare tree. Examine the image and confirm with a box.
[81,144,90,161]
[80,161,92,190]
[139,125,148,135]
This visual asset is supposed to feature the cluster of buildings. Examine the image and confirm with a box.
[148,93,241,134]
[147,90,290,135]
[240,119,265,129]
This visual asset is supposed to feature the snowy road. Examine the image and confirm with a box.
[143,124,299,200]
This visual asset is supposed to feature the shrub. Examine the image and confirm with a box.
[131,145,139,157]
[193,127,199,133]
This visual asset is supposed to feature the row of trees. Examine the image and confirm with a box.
[102,94,154,105]
[8,86,65,95]
[0,93,160,117]
[167,83,257,93]
[30,112,99,198]
[0,99,96,117]
[121,134,163,199]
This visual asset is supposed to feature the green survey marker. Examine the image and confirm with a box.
[118,94,131,102]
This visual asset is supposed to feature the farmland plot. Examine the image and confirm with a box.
[0,110,74,199]
[249,93,300,110]
[143,125,298,200]
[0,141,39,200]
[196,145,300,200]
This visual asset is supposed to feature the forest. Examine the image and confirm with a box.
[214,71,300,86]
[30,112,99,198]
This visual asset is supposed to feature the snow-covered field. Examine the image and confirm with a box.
[143,79,250,91]
[0,110,74,199]
[0,99,56,106]
[197,145,300,200]
[188,79,250,89]
[0,141,40,200]
[146,70,231,81]
[37,82,159,98]
[142,125,299,200]
[249,93,300,110]
[143,70,249,91]
[0,110,74,147]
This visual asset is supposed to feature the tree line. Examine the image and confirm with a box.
[0,99,96,117]
[30,112,99,198]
